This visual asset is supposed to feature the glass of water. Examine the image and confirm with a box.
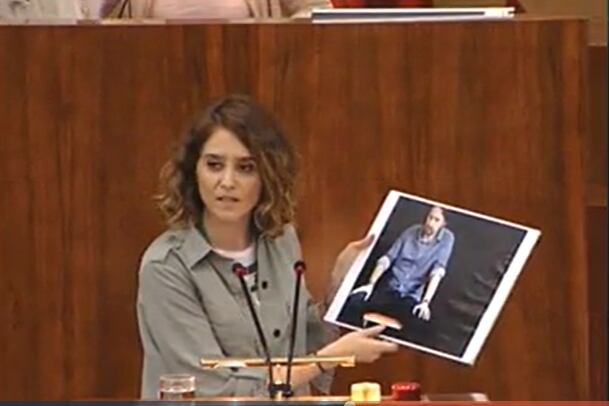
[158,374,196,400]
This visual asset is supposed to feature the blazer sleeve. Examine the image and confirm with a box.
[137,259,269,398]
[305,297,337,393]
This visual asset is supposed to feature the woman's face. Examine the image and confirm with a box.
[196,127,262,226]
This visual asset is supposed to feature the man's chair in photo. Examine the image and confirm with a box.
[350,282,404,331]
[363,311,403,330]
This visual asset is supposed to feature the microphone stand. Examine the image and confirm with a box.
[214,262,355,400]
[284,260,306,398]
[232,263,279,399]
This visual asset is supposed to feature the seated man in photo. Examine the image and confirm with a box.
[343,206,455,329]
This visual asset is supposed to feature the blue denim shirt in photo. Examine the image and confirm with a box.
[383,224,455,301]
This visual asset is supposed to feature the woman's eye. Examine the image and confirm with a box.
[239,163,256,173]
[206,161,223,171]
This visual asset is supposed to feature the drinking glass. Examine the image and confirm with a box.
[158,373,196,400]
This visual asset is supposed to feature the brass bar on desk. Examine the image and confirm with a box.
[192,395,351,402]
[200,355,355,369]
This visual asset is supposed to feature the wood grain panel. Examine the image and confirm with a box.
[586,44,608,206]
[587,206,608,400]
[586,43,607,401]
[0,18,589,400]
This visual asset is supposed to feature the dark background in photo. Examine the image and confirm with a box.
[337,196,527,358]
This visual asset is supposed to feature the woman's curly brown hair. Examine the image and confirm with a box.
[155,94,297,238]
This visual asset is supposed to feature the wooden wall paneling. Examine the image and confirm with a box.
[586,41,608,402]
[586,44,608,206]
[0,18,590,400]
[587,206,608,400]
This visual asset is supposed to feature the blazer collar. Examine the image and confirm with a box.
[177,225,212,269]
[179,223,269,270]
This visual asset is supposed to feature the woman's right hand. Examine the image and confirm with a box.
[319,325,398,364]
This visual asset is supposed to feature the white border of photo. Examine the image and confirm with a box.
[324,189,541,365]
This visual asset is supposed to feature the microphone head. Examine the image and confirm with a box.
[293,260,306,276]
[232,262,248,278]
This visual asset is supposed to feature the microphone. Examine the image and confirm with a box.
[232,262,276,397]
[285,260,306,397]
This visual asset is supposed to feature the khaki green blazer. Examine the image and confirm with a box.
[137,224,333,398]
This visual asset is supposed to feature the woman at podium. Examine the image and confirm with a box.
[136,94,397,399]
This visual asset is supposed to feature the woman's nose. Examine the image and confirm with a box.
[219,168,236,189]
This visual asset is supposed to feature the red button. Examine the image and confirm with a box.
[391,382,421,400]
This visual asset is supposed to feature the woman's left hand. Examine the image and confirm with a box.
[331,234,375,287]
